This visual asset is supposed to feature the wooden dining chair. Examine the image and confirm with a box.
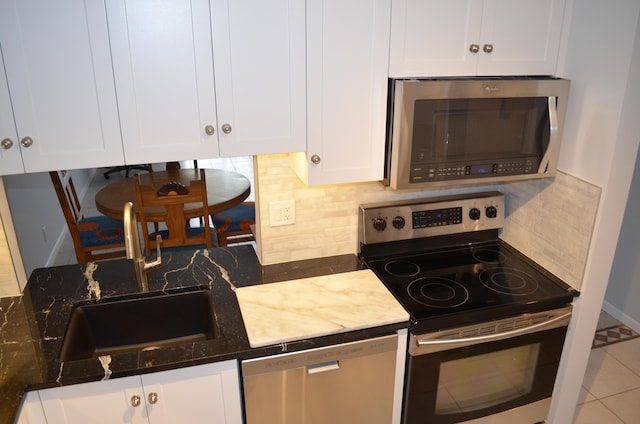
[211,202,255,246]
[134,168,218,256]
[49,171,127,263]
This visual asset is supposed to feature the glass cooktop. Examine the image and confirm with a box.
[365,240,575,333]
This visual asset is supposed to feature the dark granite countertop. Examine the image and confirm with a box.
[1,245,408,423]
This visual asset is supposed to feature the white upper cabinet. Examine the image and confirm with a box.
[211,0,306,157]
[108,0,306,164]
[0,50,23,176]
[0,0,124,176]
[107,0,219,164]
[389,0,566,77]
[292,0,391,186]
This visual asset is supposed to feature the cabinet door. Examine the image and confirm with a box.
[477,0,566,76]
[389,0,483,77]
[0,0,123,174]
[15,391,47,424]
[39,376,148,424]
[141,361,242,424]
[211,0,306,157]
[107,0,219,164]
[0,48,23,176]
[300,0,391,185]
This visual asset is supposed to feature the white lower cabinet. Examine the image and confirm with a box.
[34,360,242,424]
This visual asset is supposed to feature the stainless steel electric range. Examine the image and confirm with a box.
[358,191,578,424]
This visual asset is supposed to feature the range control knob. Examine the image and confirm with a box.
[372,217,387,231]
[469,208,481,220]
[486,206,498,218]
[392,216,406,229]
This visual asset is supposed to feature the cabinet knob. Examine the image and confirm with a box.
[205,125,215,136]
[131,395,141,407]
[483,44,494,53]
[148,392,158,404]
[469,44,480,54]
[222,123,232,134]
[310,154,321,164]
[1,138,13,150]
[20,137,33,148]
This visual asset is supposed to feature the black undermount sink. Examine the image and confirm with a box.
[59,286,218,361]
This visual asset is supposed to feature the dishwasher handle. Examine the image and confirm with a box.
[307,360,340,375]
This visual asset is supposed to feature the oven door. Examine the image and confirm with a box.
[403,306,571,424]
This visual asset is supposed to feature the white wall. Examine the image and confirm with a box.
[604,146,640,331]
[3,168,95,277]
[548,1,640,422]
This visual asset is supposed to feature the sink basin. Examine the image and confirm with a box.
[59,286,218,361]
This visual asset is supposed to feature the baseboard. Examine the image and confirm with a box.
[602,299,640,333]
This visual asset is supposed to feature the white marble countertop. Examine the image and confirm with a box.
[235,269,409,347]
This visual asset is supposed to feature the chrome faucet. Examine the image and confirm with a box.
[123,202,162,292]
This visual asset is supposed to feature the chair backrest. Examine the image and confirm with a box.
[49,170,126,263]
[135,168,212,255]
[50,170,83,226]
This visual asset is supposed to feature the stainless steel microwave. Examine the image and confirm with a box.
[384,77,570,190]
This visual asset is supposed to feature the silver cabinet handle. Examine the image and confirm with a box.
[148,392,158,404]
[222,123,232,134]
[20,137,33,148]
[483,44,494,53]
[1,138,13,149]
[310,154,321,164]
[205,125,215,136]
[469,44,480,53]
[131,395,141,407]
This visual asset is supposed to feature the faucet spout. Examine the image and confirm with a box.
[124,202,162,292]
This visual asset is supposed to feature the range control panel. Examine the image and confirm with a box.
[359,191,505,245]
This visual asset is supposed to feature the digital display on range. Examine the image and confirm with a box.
[413,207,463,228]
[469,164,495,174]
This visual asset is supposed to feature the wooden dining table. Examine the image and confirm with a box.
[94,168,251,221]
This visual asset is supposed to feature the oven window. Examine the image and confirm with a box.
[403,326,568,424]
[411,97,549,164]
[435,344,540,415]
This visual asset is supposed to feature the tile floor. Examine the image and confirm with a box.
[574,310,640,424]
[51,157,254,267]
[51,159,639,423]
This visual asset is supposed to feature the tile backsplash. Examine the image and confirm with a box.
[500,172,601,290]
[255,154,600,290]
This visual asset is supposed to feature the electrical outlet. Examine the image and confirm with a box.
[269,200,295,227]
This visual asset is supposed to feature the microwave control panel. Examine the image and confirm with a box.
[410,158,536,184]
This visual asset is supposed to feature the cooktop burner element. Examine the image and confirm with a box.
[479,267,539,296]
[407,277,469,308]
[358,192,577,332]
[471,247,506,264]
[384,260,421,277]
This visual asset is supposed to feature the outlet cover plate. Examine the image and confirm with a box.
[269,200,295,227]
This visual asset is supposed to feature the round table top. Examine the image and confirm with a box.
[95,168,251,221]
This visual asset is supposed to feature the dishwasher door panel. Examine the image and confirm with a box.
[242,334,398,424]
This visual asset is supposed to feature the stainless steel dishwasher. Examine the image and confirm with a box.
[241,334,398,424]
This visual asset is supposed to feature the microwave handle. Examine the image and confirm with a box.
[538,96,559,173]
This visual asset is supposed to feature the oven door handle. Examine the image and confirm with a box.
[415,311,572,351]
